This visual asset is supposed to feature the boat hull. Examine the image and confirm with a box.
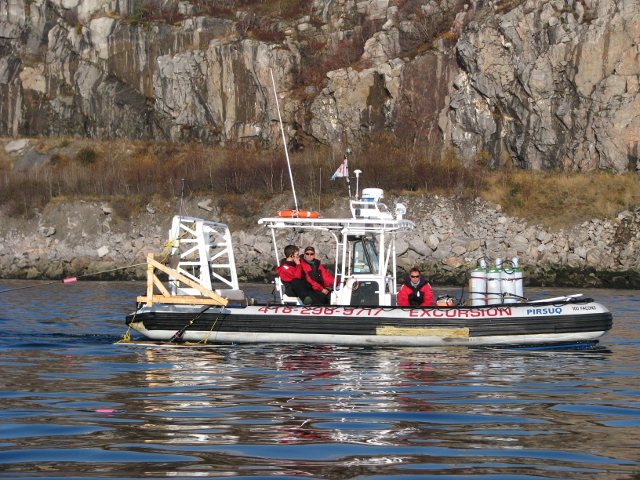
[126,299,612,348]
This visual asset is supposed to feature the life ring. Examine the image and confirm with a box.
[436,295,456,307]
[277,210,320,218]
[345,277,360,291]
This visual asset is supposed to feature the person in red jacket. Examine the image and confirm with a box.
[397,268,434,307]
[300,246,335,305]
[276,245,313,305]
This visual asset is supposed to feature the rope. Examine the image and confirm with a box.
[66,262,147,282]
[0,281,57,294]
[187,315,221,345]
[118,324,132,343]
[156,222,200,264]
[116,308,138,344]
[0,262,148,294]
[115,302,144,344]
[157,239,179,263]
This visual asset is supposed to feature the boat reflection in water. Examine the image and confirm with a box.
[126,343,610,455]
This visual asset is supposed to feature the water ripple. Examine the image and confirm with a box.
[0,281,639,478]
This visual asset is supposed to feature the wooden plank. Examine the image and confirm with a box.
[115,340,225,351]
[376,326,470,337]
[146,254,228,305]
[136,295,227,305]
[153,274,171,297]
[145,255,155,307]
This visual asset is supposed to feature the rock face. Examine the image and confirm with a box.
[153,39,299,144]
[451,0,640,171]
[0,0,638,170]
[2,192,640,289]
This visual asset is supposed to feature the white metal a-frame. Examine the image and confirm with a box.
[167,215,239,296]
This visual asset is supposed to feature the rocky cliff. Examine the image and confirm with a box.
[1,0,638,170]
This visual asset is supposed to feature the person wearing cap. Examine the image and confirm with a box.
[397,267,434,307]
[300,246,335,305]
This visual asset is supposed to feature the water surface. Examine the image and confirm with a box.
[0,280,638,479]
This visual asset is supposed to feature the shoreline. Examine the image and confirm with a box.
[1,195,639,289]
[1,259,639,290]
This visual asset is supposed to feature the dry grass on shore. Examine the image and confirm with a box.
[1,138,639,230]
[483,170,640,230]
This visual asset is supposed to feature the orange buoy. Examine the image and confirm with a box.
[277,210,320,218]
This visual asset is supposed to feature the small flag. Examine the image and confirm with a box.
[331,158,348,180]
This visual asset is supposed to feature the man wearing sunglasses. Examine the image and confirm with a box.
[276,245,314,305]
[397,267,434,307]
[300,246,335,305]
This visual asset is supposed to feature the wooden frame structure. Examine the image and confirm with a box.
[137,253,228,307]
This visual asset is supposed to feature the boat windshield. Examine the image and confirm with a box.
[352,238,379,274]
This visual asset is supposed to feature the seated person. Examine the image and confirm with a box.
[300,246,335,305]
[397,268,434,307]
[275,245,313,305]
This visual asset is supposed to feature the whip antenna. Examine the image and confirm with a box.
[270,68,299,213]
[179,178,185,218]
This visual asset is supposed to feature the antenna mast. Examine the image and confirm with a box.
[344,148,353,198]
[270,69,299,213]
[179,178,185,218]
